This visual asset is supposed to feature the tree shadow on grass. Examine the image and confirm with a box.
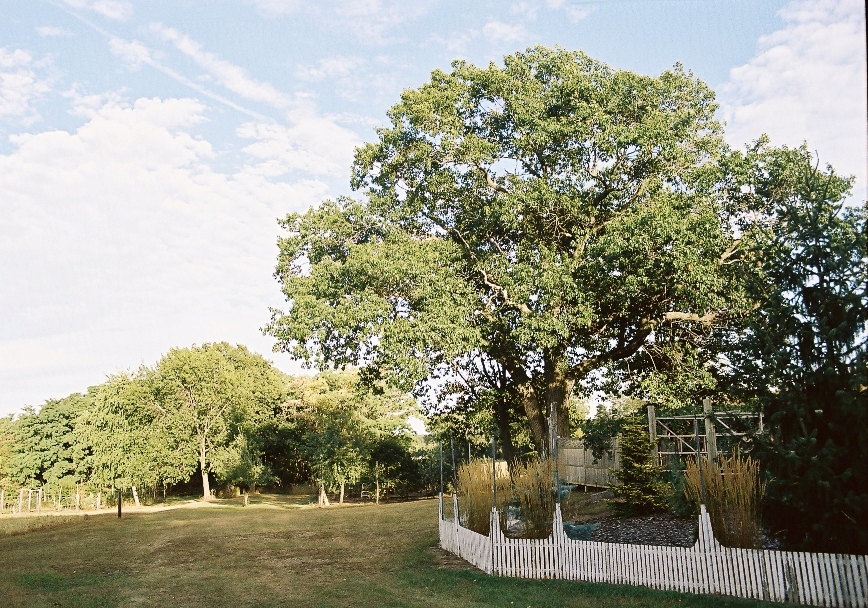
[16,571,126,607]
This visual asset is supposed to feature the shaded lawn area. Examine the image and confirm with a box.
[0,496,772,608]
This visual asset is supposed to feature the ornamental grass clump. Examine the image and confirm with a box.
[454,458,510,535]
[684,452,766,549]
[510,457,557,539]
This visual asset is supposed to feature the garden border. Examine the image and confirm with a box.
[438,494,868,607]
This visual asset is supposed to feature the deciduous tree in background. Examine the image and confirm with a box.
[286,370,418,505]
[151,343,285,499]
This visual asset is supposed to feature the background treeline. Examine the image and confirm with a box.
[0,343,435,506]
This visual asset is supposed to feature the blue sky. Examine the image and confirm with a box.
[1,0,865,415]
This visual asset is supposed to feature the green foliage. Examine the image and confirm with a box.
[721,143,867,553]
[286,369,420,499]
[0,415,16,490]
[611,413,670,515]
[151,342,286,497]
[77,372,190,492]
[268,46,746,456]
[368,436,421,498]
[8,395,89,488]
[576,397,643,461]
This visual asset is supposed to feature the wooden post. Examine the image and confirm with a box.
[18,488,24,513]
[375,461,380,505]
[694,418,707,506]
[117,489,122,518]
[647,405,658,465]
[37,488,42,511]
[703,398,718,461]
[27,489,32,512]
[439,442,444,496]
[96,491,101,510]
[0,489,4,514]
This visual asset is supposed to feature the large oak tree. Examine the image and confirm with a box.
[268,47,749,455]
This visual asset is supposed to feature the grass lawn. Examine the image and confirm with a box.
[0,495,772,608]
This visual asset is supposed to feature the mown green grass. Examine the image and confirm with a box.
[0,496,771,607]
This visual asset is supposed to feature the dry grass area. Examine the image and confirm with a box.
[0,494,772,608]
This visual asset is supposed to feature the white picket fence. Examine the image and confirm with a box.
[438,494,868,607]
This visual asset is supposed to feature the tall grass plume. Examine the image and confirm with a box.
[510,458,557,539]
[455,458,510,535]
[684,452,766,548]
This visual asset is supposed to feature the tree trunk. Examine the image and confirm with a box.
[339,482,345,504]
[200,435,211,499]
[131,486,140,507]
[493,394,517,467]
[317,484,330,507]
[95,491,100,510]
[544,362,574,445]
[519,383,549,455]
[375,465,380,505]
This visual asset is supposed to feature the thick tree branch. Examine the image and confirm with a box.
[474,161,510,195]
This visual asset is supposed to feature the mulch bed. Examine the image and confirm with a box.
[566,511,697,547]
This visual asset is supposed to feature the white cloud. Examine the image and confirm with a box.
[108,37,151,71]
[60,0,133,20]
[238,109,362,177]
[0,48,51,123]
[247,0,302,16]
[511,1,592,23]
[510,2,540,20]
[36,26,73,37]
[720,0,867,201]
[563,7,593,22]
[333,0,426,45]
[151,23,293,108]
[295,55,365,81]
[482,21,529,44]
[0,96,329,413]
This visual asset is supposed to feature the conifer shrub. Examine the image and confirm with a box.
[611,413,671,515]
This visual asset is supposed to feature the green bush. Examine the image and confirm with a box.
[611,414,670,515]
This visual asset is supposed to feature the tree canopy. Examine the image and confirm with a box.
[267,47,749,455]
[718,143,867,552]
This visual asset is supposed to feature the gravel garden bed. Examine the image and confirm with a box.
[563,511,696,546]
